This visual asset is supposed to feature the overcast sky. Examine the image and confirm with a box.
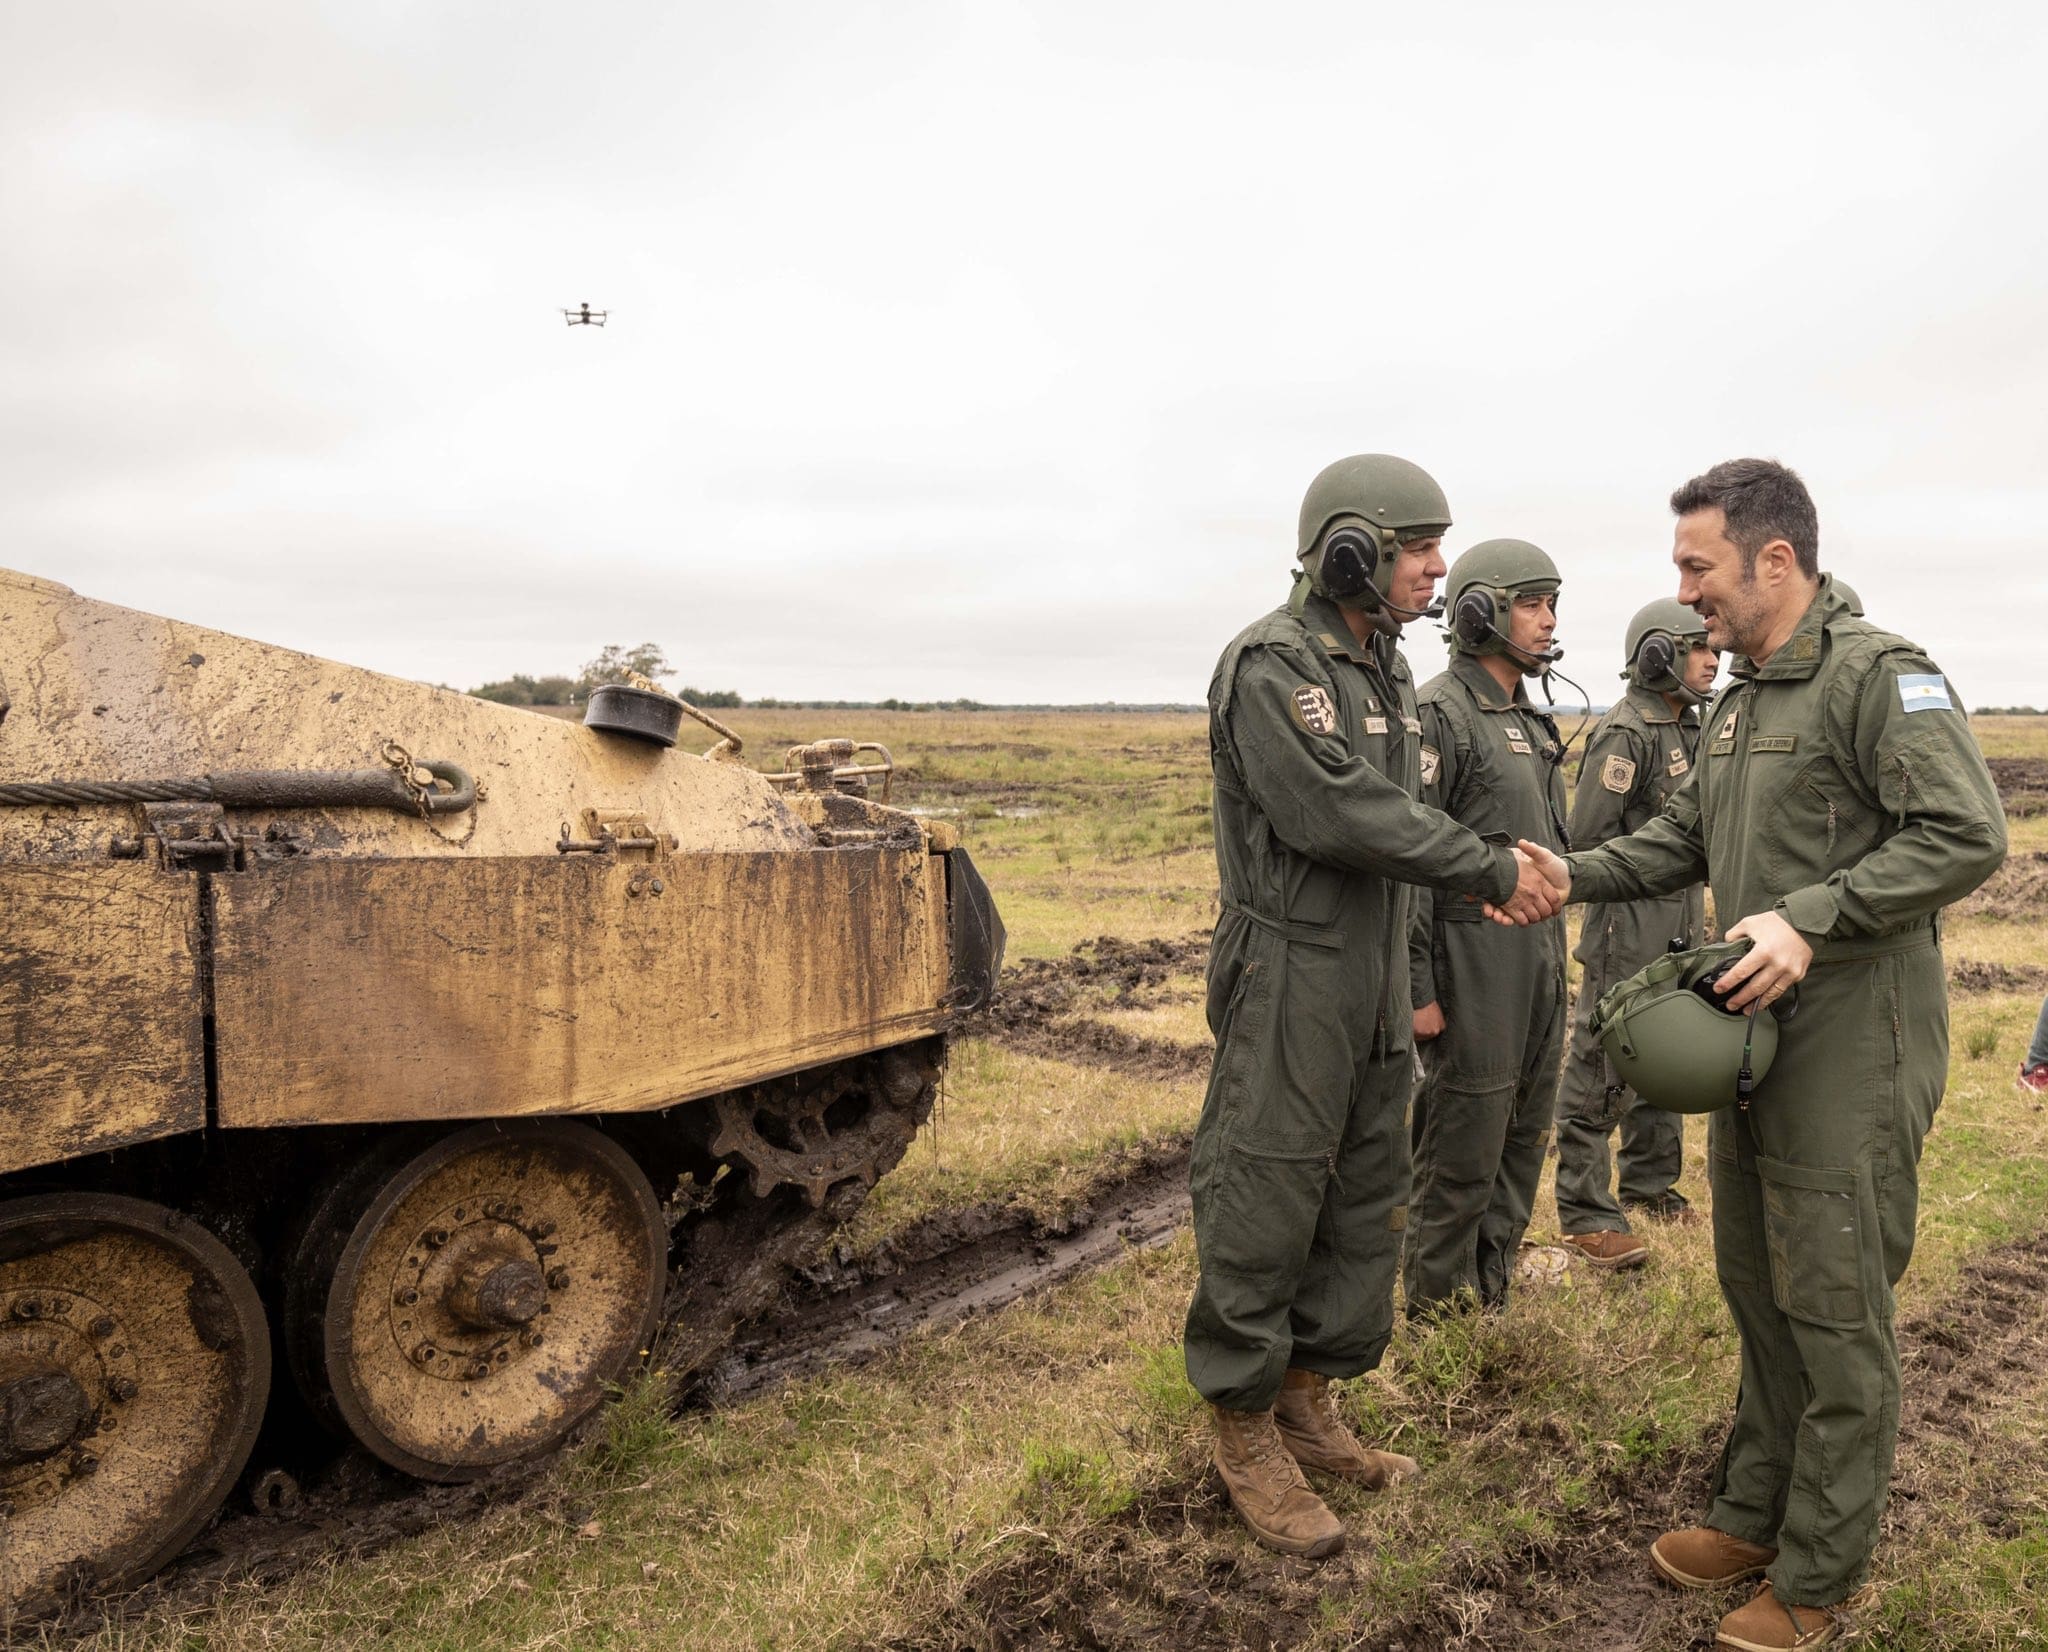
[6,2,2045,706]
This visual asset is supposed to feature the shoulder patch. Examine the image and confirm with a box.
[1420,745,1441,787]
[1290,682,1339,735]
[1898,673,1953,713]
[1600,753,1637,794]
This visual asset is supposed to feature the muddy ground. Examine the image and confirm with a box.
[1988,757,2048,818]
[967,935,1213,1079]
[883,1229,2048,1652]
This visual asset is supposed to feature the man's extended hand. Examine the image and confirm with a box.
[1517,840,1572,902]
[1714,911,1814,1013]
[1413,1001,1445,1041]
[1483,846,1565,925]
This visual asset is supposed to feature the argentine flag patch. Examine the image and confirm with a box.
[1898,673,1953,713]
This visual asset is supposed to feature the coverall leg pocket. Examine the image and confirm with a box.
[1203,1137,1333,1283]
[1756,1156,1868,1329]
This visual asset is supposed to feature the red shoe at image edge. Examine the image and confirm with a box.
[2019,1061,2048,1095]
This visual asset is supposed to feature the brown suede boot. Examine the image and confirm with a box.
[1650,1526,1779,1589]
[1272,1369,1420,1490]
[1714,1581,1845,1649]
[1561,1230,1649,1269]
[1211,1405,1346,1558]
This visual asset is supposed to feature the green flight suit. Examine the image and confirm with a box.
[1186,582,1520,1413]
[1564,579,2006,1605]
[1554,685,1706,1234]
[1405,655,1571,1314]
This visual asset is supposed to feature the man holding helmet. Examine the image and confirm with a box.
[1554,600,1719,1267]
[1188,456,1561,1560]
[1404,539,1572,1316]
[1521,459,2005,1649]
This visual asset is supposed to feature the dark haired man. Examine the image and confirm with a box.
[1189,454,1561,1561]
[1522,458,2005,1649]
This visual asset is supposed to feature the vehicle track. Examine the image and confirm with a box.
[33,1146,1195,1641]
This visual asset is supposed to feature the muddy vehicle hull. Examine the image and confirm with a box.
[0,567,1001,1619]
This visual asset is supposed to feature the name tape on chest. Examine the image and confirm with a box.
[1601,753,1637,793]
[1898,673,1953,713]
[1667,745,1689,777]
[1290,682,1339,736]
[1363,714,1389,735]
[1504,721,1532,753]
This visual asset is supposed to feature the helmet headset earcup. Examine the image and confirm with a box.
[1318,524,1384,606]
[1635,631,1677,688]
[1452,587,1499,650]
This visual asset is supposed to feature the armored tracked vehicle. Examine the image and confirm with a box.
[0,567,1002,1617]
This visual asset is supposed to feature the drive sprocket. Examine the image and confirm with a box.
[707,1047,938,1208]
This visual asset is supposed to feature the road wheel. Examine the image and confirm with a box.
[295,1122,666,1481]
[0,1193,268,1622]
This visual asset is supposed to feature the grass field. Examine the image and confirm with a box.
[50,712,2048,1651]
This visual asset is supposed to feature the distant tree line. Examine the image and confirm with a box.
[470,643,743,709]
[466,652,1203,713]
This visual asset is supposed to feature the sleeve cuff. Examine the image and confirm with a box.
[1776,884,1839,941]
[1486,844,1519,904]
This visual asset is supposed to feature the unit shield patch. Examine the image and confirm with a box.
[1601,753,1637,793]
[1291,682,1339,735]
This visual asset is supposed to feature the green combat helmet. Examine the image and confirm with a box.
[1296,455,1452,634]
[1589,940,1784,1113]
[1624,598,1711,703]
[1444,538,1561,673]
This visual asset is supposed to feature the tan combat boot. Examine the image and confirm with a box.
[1272,1369,1421,1490]
[1211,1405,1346,1558]
[1650,1525,1779,1589]
[1714,1581,1845,1649]
[1561,1230,1649,1269]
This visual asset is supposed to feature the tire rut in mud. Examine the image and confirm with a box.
[965,934,1213,1081]
[889,1227,2048,1652]
[699,1143,1192,1405]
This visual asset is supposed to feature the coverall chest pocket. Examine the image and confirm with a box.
[1756,1156,1869,1330]
[1767,756,1876,886]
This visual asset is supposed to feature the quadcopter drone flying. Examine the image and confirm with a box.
[561,303,608,327]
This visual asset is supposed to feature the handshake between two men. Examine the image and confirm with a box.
[1486,839,1815,1017]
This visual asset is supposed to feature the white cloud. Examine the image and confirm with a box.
[3,0,2044,704]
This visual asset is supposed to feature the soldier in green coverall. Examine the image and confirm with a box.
[1554,601,1719,1270]
[1187,455,1562,1561]
[1521,459,2006,1652]
[1405,539,1572,1315]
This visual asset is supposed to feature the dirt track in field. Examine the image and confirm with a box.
[881,1229,2048,1652]
[966,934,1213,1080]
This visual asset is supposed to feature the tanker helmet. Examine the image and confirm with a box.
[1295,455,1451,621]
[1589,940,1783,1114]
[1624,597,1711,701]
[1444,538,1561,670]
